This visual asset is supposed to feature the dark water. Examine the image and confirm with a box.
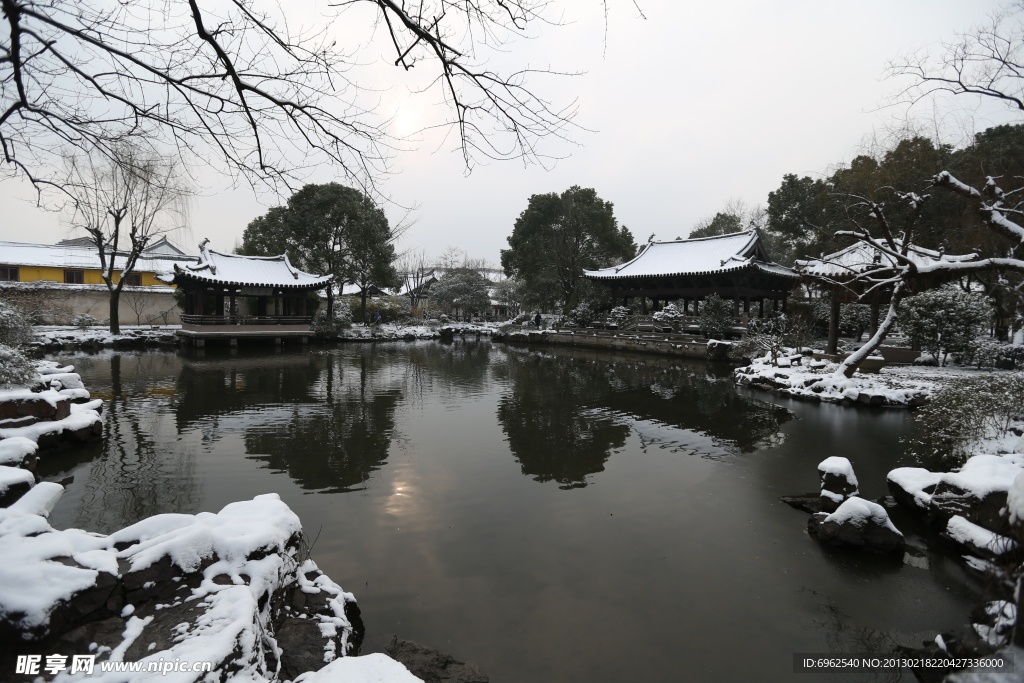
[41,342,984,682]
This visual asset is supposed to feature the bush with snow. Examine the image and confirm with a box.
[698,293,733,339]
[0,344,38,388]
[312,300,353,339]
[903,373,1024,467]
[901,286,993,367]
[569,300,597,328]
[730,314,789,364]
[608,306,630,324]
[71,313,98,329]
[652,302,684,327]
[0,301,33,348]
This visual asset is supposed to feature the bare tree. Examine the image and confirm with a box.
[63,144,190,334]
[397,249,435,313]
[888,2,1024,115]
[799,182,1023,377]
[0,0,579,193]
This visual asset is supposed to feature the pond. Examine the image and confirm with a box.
[40,341,984,682]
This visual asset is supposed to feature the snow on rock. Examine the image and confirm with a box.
[1007,471,1024,525]
[887,467,942,511]
[971,601,1017,649]
[0,399,102,448]
[7,481,64,517]
[293,653,424,683]
[1,494,368,682]
[808,496,905,555]
[818,457,859,512]
[0,437,38,467]
[944,515,1017,560]
[0,465,35,506]
[734,357,932,406]
[930,454,1024,531]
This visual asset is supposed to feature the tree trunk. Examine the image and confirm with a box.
[836,284,905,378]
[109,287,122,334]
[326,284,335,319]
[361,289,368,324]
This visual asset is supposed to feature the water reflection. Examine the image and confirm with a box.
[39,353,202,533]
[494,348,793,488]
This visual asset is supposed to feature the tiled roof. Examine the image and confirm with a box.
[174,245,331,289]
[584,230,799,279]
[0,240,184,273]
[795,240,977,279]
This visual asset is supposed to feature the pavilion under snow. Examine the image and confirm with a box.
[169,241,331,334]
[584,230,799,316]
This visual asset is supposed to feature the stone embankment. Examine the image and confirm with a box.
[30,328,180,353]
[493,328,732,361]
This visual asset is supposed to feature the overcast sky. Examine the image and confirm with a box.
[0,0,1017,267]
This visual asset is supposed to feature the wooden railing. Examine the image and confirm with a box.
[180,315,312,326]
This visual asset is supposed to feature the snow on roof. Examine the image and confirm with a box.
[174,242,331,289]
[584,230,799,280]
[796,239,978,280]
[0,240,182,273]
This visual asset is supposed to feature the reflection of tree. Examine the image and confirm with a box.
[243,349,403,492]
[496,348,794,488]
[496,354,630,489]
[44,353,202,533]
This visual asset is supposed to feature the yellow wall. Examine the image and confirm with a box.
[1,265,166,287]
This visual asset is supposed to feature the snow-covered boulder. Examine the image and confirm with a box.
[0,465,34,507]
[818,457,859,513]
[887,467,942,512]
[808,496,905,555]
[929,454,1024,532]
[294,654,423,683]
[944,515,1017,560]
[0,494,365,682]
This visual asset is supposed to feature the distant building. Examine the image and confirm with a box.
[584,230,799,316]
[0,238,191,325]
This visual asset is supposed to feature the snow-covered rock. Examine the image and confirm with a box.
[808,496,905,555]
[293,654,423,683]
[929,454,1024,531]
[818,457,859,512]
[0,464,34,506]
[1,494,366,682]
[944,515,1017,560]
[887,467,942,511]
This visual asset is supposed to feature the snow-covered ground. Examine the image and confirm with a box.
[734,353,1021,406]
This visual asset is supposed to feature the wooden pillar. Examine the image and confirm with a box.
[826,290,841,354]
[758,298,764,318]
[773,298,779,313]
[733,297,740,316]
[782,292,788,314]
[869,300,880,337]
[743,297,750,314]
[694,298,699,314]
[641,297,647,314]
[229,293,236,320]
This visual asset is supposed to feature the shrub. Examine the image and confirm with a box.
[312,300,353,339]
[569,301,597,327]
[72,313,98,329]
[0,344,38,388]
[731,314,790,364]
[652,303,684,327]
[0,301,33,347]
[901,286,992,366]
[903,373,1024,467]
[608,306,630,323]
[698,293,733,339]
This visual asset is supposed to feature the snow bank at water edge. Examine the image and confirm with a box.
[0,493,400,682]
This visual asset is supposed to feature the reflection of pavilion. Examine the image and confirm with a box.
[496,347,792,488]
[169,241,331,344]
